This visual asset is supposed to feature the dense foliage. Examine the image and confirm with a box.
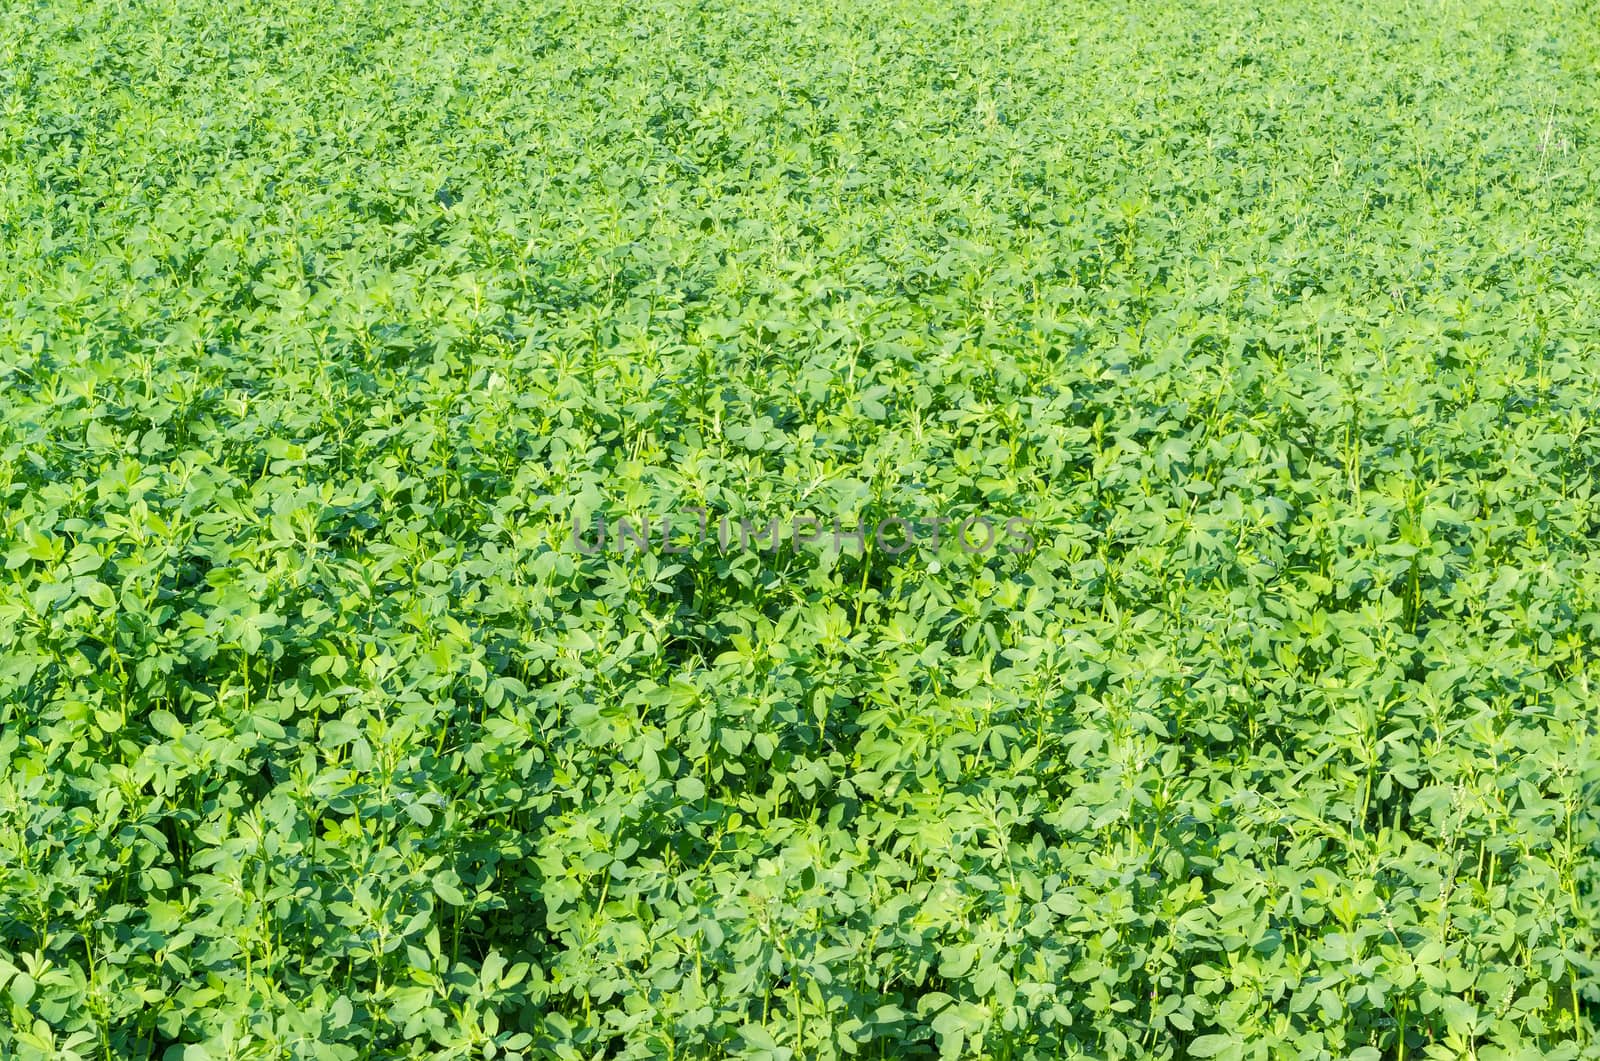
[2,0,1599,1057]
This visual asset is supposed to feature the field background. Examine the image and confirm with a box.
[2,0,1599,1057]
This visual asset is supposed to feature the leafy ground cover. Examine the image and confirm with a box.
[2,0,1599,1057]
